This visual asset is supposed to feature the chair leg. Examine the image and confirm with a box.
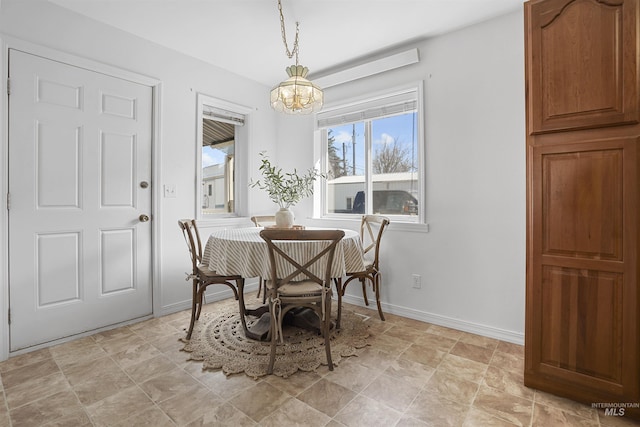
[195,283,205,320]
[361,277,369,306]
[262,279,267,304]
[237,278,249,333]
[267,299,278,375]
[334,277,343,330]
[186,280,199,340]
[324,296,334,371]
[374,273,385,321]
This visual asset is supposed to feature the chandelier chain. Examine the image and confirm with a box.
[277,0,300,64]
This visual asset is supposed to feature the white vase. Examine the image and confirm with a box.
[275,207,295,228]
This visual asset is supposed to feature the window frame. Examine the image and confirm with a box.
[314,82,427,228]
[196,93,252,221]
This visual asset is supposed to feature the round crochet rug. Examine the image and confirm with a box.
[181,303,370,379]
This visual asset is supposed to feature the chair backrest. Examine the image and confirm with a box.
[178,219,203,271]
[250,215,276,227]
[260,229,345,287]
[360,215,390,269]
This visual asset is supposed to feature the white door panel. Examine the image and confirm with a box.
[8,49,153,351]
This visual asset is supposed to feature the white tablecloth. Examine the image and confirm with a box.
[202,227,365,280]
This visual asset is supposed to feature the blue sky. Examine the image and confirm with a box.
[202,146,226,168]
[329,112,418,175]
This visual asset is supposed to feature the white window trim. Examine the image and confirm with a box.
[313,81,428,232]
[196,93,253,223]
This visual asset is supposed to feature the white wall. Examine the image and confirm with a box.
[0,1,526,356]
[0,0,278,338]
[302,10,526,343]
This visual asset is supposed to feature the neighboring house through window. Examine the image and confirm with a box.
[316,83,425,224]
[197,94,251,219]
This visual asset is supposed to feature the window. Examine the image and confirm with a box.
[317,84,424,223]
[196,94,251,219]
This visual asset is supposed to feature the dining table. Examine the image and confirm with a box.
[201,226,366,340]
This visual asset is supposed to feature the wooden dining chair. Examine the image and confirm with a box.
[260,228,345,374]
[250,215,276,227]
[250,215,276,303]
[336,215,390,322]
[178,219,243,339]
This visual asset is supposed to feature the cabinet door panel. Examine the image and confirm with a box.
[542,148,622,260]
[540,266,623,382]
[526,0,638,133]
[526,136,639,402]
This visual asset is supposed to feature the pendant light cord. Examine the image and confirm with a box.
[277,0,300,65]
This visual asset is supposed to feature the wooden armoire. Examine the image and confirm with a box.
[525,0,640,419]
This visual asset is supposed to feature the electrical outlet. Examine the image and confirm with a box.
[412,274,421,289]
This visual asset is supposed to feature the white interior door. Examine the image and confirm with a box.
[8,49,153,351]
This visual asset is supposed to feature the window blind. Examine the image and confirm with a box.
[203,105,245,126]
[316,90,417,128]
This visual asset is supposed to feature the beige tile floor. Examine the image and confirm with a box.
[0,294,638,427]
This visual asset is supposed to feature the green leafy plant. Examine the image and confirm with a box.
[250,152,326,209]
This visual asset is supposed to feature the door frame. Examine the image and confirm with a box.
[0,36,163,360]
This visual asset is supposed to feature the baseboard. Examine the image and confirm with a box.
[159,285,524,346]
[340,294,524,345]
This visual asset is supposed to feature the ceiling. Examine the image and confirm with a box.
[48,0,524,87]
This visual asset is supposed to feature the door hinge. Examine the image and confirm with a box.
[6,193,10,211]
[6,78,10,96]
[8,309,10,325]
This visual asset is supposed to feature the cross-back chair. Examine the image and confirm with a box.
[250,215,276,303]
[260,228,345,375]
[178,219,243,339]
[250,215,276,227]
[336,215,390,322]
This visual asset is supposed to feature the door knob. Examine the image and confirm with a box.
[139,214,150,222]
